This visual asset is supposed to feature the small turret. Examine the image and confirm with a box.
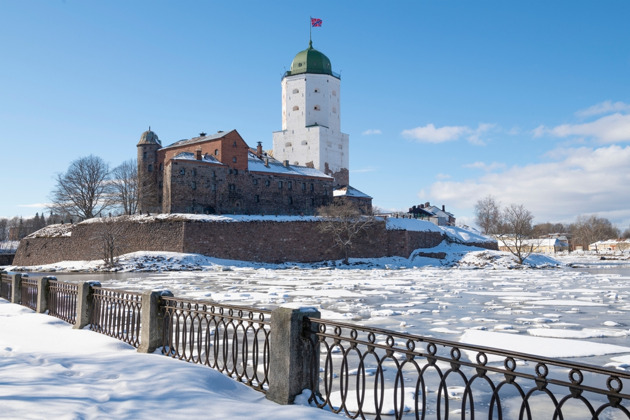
[137,128,162,213]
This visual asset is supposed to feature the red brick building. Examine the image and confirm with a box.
[137,129,335,215]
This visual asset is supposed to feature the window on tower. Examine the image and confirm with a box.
[314,105,320,111]
[292,88,299,94]
[314,88,319,93]
[292,106,299,111]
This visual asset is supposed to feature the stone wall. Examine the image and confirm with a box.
[13,218,497,267]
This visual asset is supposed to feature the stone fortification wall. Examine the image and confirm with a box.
[14,220,185,266]
[182,220,387,263]
[13,217,497,266]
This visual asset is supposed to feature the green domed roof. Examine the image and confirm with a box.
[137,129,161,146]
[286,41,337,78]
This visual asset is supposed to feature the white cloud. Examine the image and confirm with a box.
[534,101,630,143]
[361,129,382,136]
[351,167,377,173]
[546,113,630,143]
[576,101,630,118]
[427,145,630,226]
[435,173,451,180]
[463,161,506,172]
[402,123,495,145]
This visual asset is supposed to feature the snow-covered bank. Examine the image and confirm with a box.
[0,300,337,420]
[5,241,558,273]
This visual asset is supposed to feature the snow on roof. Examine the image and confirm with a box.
[333,185,372,198]
[172,152,223,165]
[161,130,234,150]
[385,218,442,233]
[246,152,332,179]
[440,225,496,244]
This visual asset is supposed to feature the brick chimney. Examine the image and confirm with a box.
[442,204,445,212]
[196,149,202,160]
[256,142,263,158]
[283,160,289,167]
[425,202,430,208]
[264,157,269,167]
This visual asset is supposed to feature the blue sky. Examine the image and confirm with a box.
[1,1,629,229]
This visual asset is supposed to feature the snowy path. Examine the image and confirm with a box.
[0,300,338,420]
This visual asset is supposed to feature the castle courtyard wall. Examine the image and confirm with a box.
[13,218,496,267]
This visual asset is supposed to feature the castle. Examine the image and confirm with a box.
[137,41,371,216]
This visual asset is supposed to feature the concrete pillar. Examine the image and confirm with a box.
[74,281,100,329]
[138,290,173,354]
[266,306,321,405]
[35,276,54,314]
[10,273,22,304]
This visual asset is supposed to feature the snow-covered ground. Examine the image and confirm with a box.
[0,300,339,419]
[3,245,630,417]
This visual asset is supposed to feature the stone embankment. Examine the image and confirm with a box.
[13,214,497,266]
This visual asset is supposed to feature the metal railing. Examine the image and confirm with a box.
[0,272,11,300]
[305,317,630,419]
[90,287,142,348]
[19,275,38,310]
[161,297,271,393]
[47,279,78,324]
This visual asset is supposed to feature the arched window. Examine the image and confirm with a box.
[214,149,219,156]
[332,107,337,113]
[285,142,292,147]
[332,90,337,96]
[292,105,299,111]
[292,88,299,94]
[232,156,237,163]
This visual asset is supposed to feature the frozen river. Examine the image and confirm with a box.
[51,256,630,369]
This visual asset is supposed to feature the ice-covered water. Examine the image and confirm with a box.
[50,259,630,368]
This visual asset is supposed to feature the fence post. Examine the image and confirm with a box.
[266,306,321,405]
[138,290,173,354]
[74,281,100,329]
[35,276,55,313]
[10,273,23,304]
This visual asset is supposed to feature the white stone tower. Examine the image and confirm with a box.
[272,41,349,186]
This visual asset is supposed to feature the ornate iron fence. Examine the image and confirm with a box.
[90,287,142,348]
[161,297,271,393]
[47,279,78,324]
[19,275,38,310]
[0,272,11,300]
[305,317,630,420]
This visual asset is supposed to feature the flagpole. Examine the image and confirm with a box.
[309,16,312,44]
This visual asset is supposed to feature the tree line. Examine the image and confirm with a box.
[475,195,630,262]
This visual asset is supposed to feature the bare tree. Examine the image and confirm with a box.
[111,159,139,215]
[93,217,125,268]
[570,215,620,251]
[622,226,630,240]
[497,203,535,264]
[474,195,501,235]
[49,155,113,220]
[317,201,376,264]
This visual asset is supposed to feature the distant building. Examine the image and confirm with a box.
[589,239,630,252]
[408,202,456,226]
[496,237,569,254]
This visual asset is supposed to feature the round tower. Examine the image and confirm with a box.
[137,128,161,213]
[272,41,349,186]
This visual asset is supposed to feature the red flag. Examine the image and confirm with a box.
[311,18,322,27]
